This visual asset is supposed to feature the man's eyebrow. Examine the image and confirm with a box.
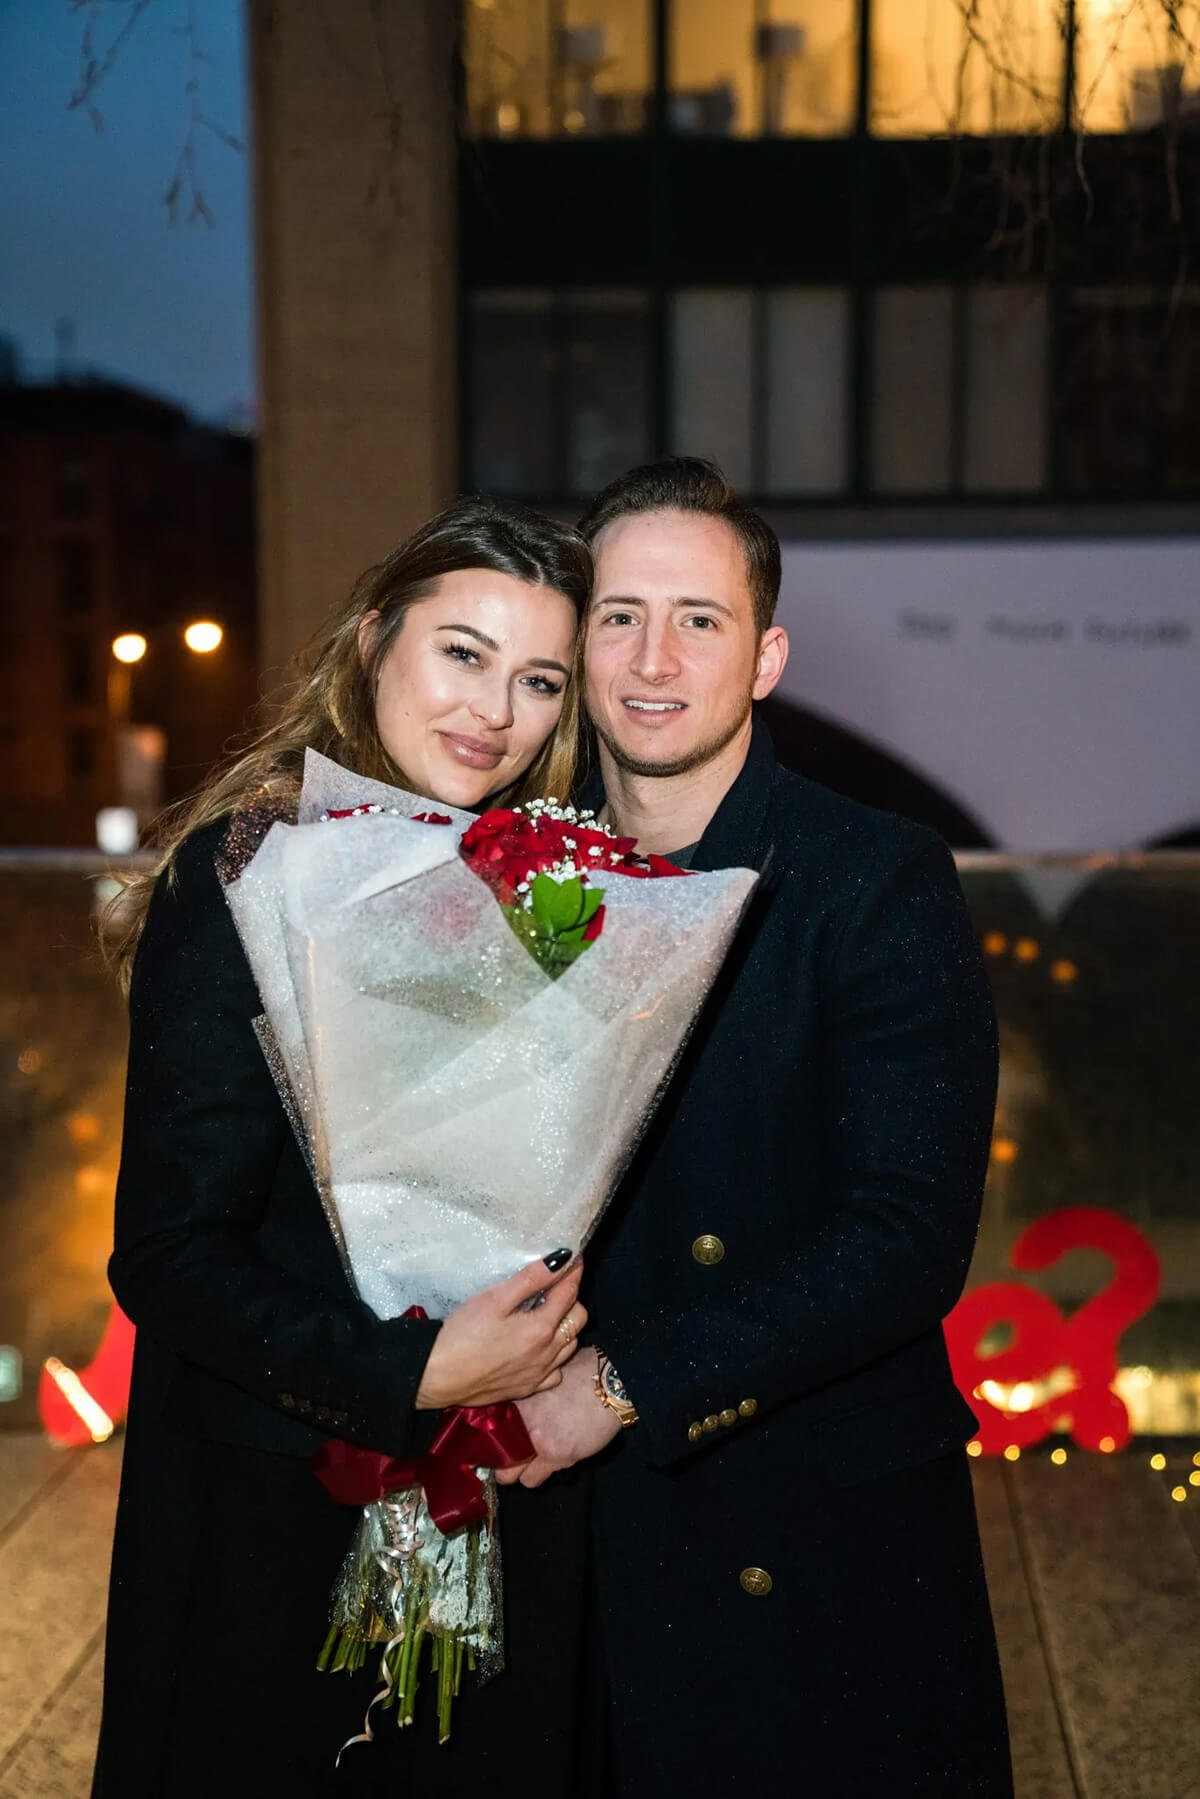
[590,594,735,619]
[437,622,568,677]
[672,596,736,619]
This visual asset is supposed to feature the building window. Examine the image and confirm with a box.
[964,287,1047,494]
[56,448,91,518]
[764,288,849,494]
[465,0,651,137]
[58,541,94,615]
[63,634,95,706]
[870,0,1064,134]
[67,727,97,782]
[670,0,856,136]
[1059,288,1200,494]
[671,289,755,489]
[871,287,956,493]
[468,289,650,496]
[563,291,652,491]
[1075,8,1200,131]
[469,291,555,492]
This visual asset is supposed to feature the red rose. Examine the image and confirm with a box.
[461,810,548,903]
[613,851,690,879]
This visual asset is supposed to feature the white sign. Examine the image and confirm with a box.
[776,538,1200,850]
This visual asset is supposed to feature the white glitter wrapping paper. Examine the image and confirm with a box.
[225,750,758,1324]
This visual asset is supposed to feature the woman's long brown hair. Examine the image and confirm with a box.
[106,495,592,992]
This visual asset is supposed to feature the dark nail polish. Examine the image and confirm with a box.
[543,1247,572,1272]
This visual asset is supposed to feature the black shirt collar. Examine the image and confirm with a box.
[576,710,779,879]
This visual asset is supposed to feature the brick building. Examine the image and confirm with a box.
[0,379,258,846]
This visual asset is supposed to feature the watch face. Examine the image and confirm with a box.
[606,1366,630,1404]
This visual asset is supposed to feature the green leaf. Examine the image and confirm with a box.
[577,886,604,925]
[500,880,604,979]
[530,873,589,934]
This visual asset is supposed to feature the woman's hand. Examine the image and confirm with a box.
[415,1256,586,1410]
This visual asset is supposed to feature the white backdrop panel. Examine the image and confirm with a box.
[775,538,1200,849]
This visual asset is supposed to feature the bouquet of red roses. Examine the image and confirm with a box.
[223,752,756,1749]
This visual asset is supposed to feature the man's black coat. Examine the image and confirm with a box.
[582,717,1013,1795]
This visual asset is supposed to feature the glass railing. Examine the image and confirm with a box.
[1,850,1197,1441]
[956,853,1200,1444]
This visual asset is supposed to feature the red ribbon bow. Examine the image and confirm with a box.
[310,1308,534,1534]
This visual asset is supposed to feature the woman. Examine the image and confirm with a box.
[94,497,594,1798]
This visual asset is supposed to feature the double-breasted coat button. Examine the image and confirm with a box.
[688,1422,704,1442]
[702,1414,719,1432]
[692,1234,725,1266]
[739,1567,773,1597]
[738,1397,758,1418]
[718,1408,737,1427]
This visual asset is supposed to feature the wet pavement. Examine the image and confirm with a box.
[1,1439,1198,1797]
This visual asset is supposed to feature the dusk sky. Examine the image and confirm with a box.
[0,0,253,424]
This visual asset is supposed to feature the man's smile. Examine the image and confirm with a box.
[622,698,687,715]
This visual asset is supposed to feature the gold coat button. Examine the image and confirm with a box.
[738,1397,758,1418]
[739,1567,773,1597]
[692,1234,725,1266]
[702,1414,719,1432]
[718,1408,737,1427]
[687,1422,703,1442]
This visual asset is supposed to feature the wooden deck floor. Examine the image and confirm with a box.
[1,1438,1197,1797]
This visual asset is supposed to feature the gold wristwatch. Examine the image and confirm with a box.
[594,1348,639,1427]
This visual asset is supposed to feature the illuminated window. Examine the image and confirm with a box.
[465,0,651,137]
[1076,0,1200,131]
[870,0,1064,135]
[670,0,856,136]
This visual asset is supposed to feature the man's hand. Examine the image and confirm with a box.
[495,1349,622,1488]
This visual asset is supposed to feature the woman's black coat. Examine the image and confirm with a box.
[581,717,1013,1796]
[93,818,589,1798]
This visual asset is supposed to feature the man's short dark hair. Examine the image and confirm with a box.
[577,457,782,635]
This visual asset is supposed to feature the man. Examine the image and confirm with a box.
[501,458,1012,1794]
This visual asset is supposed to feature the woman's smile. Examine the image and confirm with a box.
[438,730,507,771]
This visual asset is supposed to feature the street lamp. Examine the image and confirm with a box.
[106,619,225,811]
[183,620,223,654]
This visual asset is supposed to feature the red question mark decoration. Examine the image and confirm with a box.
[945,1206,1161,1455]
[38,1301,135,1447]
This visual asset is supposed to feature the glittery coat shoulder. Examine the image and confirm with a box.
[582,714,1012,1795]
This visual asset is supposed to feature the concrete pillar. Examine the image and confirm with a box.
[249,0,457,681]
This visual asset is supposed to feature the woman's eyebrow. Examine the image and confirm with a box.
[438,622,568,678]
[437,623,501,650]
